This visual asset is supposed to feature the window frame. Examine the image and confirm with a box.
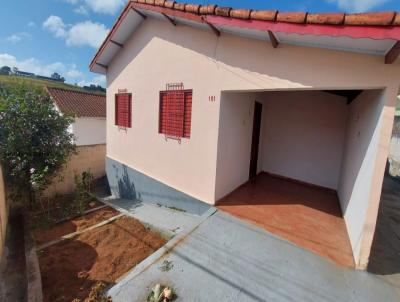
[115,92,132,128]
[159,89,193,139]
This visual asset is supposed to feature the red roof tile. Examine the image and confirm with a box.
[47,87,106,118]
[130,0,400,26]
[306,13,345,25]
[344,12,396,26]
[90,1,400,71]
[229,9,251,20]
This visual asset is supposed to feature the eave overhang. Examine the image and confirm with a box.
[90,1,400,74]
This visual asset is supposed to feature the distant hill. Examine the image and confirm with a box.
[0,75,105,95]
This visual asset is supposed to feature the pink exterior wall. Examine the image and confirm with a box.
[338,89,396,269]
[215,92,256,200]
[260,91,348,190]
[106,17,400,267]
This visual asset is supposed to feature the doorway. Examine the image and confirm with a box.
[249,101,262,179]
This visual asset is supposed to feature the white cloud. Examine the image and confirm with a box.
[66,21,108,48]
[63,0,126,15]
[43,16,109,48]
[28,21,36,27]
[327,0,389,12]
[43,15,66,38]
[6,35,22,44]
[74,5,89,15]
[65,69,83,78]
[84,0,126,15]
[0,53,65,77]
[78,75,106,87]
[5,33,31,44]
[93,75,106,86]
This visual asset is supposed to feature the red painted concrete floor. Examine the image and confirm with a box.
[217,173,355,268]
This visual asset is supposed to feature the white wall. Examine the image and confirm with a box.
[72,117,106,146]
[215,92,255,200]
[260,91,348,190]
[337,90,385,266]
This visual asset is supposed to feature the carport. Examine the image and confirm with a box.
[215,89,385,267]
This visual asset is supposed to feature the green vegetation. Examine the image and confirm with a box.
[74,170,94,215]
[0,82,76,205]
[159,260,174,272]
[147,284,176,302]
[0,74,104,94]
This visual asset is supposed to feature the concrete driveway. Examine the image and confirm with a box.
[109,210,399,302]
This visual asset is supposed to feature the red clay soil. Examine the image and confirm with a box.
[38,216,167,302]
[34,207,119,245]
[217,173,355,268]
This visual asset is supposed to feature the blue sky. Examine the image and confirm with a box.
[0,0,399,87]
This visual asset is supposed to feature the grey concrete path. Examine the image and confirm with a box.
[100,197,202,235]
[109,211,400,302]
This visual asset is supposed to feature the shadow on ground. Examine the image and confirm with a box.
[38,239,109,302]
[0,209,27,302]
[368,173,400,289]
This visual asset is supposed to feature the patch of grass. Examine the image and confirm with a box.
[29,194,100,230]
[72,282,111,302]
[0,75,104,94]
[159,260,174,272]
[166,206,186,213]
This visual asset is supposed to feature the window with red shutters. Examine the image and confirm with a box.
[115,93,132,128]
[159,87,192,139]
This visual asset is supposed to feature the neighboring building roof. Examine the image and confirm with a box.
[90,1,400,74]
[47,87,106,118]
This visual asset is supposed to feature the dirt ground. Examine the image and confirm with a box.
[34,206,118,245]
[38,216,167,302]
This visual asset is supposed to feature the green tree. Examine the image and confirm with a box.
[0,83,76,205]
[0,66,11,75]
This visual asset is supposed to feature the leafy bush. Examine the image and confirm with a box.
[0,82,76,205]
[74,170,94,215]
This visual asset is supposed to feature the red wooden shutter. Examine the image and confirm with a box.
[159,92,168,134]
[169,90,185,137]
[115,94,119,126]
[159,87,192,138]
[183,90,192,138]
[127,94,132,128]
[115,93,132,128]
[159,90,183,137]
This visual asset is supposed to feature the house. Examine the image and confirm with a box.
[89,1,400,270]
[15,70,35,77]
[46,87,106,195]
